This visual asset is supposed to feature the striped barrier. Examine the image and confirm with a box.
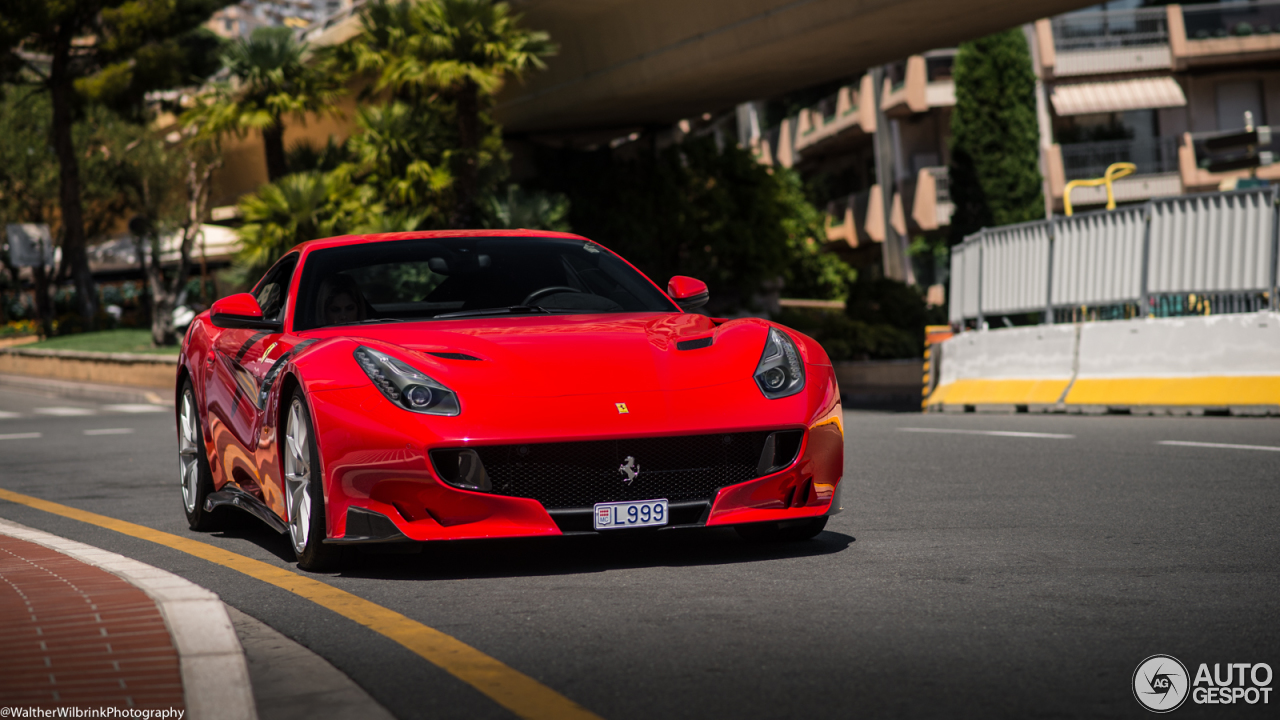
[922,325,954,409]
[926,311,1280,414]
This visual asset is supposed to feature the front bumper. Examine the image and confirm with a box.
[308,373,844,543]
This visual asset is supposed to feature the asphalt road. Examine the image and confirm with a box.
[0,385,1276,719]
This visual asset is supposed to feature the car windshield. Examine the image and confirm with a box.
[293,236,678,330]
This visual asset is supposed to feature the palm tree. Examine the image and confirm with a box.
[236,168,386,277]
[483,185,571,231]
[199,27,345,182]
[344,0,556,227]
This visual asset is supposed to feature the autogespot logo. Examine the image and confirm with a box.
[1134,654,1190,713]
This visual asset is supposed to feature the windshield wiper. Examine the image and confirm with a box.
[343,317,407,325]
[433,305,551,320]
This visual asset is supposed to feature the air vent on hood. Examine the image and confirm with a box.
[427,352,481,361]
[676,337,714,351]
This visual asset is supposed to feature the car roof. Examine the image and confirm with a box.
[289,229,593,255]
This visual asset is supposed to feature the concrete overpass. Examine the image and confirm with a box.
[212,0,1098,204]
[496,0,1099,135]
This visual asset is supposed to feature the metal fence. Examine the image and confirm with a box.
[949,188,1280,325]
[1060,137,1180,181]
[1182,0,1280,41]
[1050,7,1170,52]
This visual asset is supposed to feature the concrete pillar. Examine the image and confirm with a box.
[1025,23,1055,220]
[872,65,907,282]
[736,102,764,146]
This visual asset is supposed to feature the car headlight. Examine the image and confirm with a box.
[754,328,805,399]
[353,346,460,416]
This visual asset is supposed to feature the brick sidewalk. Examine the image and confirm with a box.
[0,533,185,709]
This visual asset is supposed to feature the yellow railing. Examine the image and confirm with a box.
[1063,162,1136,216]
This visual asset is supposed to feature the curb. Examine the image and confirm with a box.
[0,373,173,405]
[0,347,178,390]
[0,518,258,720]
[0,346,181,363]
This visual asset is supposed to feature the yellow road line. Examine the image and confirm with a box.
[0,487,602,720]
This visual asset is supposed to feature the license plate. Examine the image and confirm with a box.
[593,499,668,530]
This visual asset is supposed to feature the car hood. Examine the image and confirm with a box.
[308,312,770,398]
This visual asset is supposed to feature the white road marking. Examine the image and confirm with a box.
[898,427,1075,439]
[1158,440,1280,453]
[83,428,135,436]
[33,407,95,416]
[101,404,168,414]
[0,411,20,419]
[0,432,41,440]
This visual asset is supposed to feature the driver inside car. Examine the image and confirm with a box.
[316,274,369,326]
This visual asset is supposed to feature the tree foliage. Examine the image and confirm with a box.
[482,185,570,232]
[949,28,1043,243]
[340,101,454,213]
[235,171,375,277]
[187,26,345,181]
[0,0,230,324]
[537,138,854,313]
[0,87,220,342]
[336,0,555,226]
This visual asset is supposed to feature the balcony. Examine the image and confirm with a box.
[1036,7,1172,78]
[880,52,956,117]
[923,51,957,108]
[1045,137,1184,208]
[1061,137,1180,180]
[881,56,925,117]
[793,75,877,156]
[1177,131,1280,192]
[1171,0,1280,66]
[1037,2,1280,75]
[911,167,954,231]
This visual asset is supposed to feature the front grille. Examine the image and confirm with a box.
[437,432,778,510]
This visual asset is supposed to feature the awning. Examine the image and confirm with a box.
[1050,76,1186,116]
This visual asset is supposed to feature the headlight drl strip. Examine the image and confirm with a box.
[754,328,806,399]
[354,346,461,416]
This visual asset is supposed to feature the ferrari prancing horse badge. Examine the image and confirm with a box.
[619,456,640,484]
[615,402,629,414]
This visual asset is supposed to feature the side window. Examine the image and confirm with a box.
[253,254,299,323]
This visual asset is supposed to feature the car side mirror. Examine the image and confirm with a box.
[210,293,282,331]
[667,276,709,312]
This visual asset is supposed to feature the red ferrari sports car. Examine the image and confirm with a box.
[177,231,844,570]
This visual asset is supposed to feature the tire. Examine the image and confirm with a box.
[178,379,222,532]
[734,516,828,542]
[283,389,344,572]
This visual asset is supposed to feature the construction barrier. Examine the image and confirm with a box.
[926,311,1280,414]
[928,324,1078,408]
[1067,312,1280,410]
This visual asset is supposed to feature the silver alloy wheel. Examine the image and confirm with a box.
[283,397,312,554]
[179,389,200,513]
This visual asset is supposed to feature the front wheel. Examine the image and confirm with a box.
[735,516,828,542]
[283,390,344,572]
[179,380,221,531]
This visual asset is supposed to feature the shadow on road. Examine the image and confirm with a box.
[197,506,855,581]
[206,510,299,563]
[337,527,856,582]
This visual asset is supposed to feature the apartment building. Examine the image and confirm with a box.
[739,51,958,288]
[745,0,1280,282]
[205,0,357,39]
[1038,0,1280,209]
